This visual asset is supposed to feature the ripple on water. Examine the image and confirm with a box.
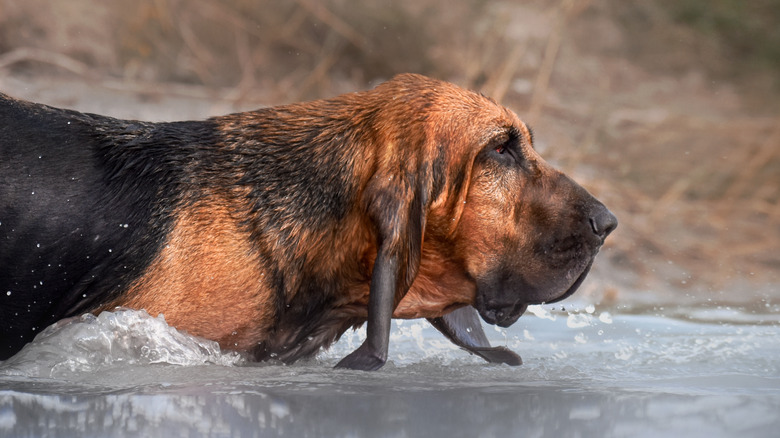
[0,304,779,438]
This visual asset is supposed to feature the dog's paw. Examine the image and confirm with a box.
[472,346,523,366]
[334,344,386,371]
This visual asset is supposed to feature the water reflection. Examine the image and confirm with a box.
[1,308,779,438]
[3,380,778,438]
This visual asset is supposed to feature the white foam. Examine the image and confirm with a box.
[0,308,242,378]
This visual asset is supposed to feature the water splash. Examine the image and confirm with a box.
[0,308,242,379]
[1,302,778,438]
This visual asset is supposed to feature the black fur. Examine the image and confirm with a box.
[0,74,615,369]
[0,95,214,359]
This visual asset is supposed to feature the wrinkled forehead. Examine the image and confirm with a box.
[435,90,533,146]
[371,75,534,146]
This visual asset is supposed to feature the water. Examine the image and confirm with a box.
[1,303,779,438]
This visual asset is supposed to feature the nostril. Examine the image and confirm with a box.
[590,208,618,238]
[589,218,599,234]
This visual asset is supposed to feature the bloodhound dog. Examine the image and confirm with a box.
[0,74,616,369]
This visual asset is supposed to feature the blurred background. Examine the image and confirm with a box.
[1,0,778,308]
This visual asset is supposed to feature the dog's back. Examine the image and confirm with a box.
[0,95,187,358]
[0,92,371,360]
[0,75,615,369]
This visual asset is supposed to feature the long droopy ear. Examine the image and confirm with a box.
[365,163,431,291]
[334,73,487,370]
[335,138,434,370]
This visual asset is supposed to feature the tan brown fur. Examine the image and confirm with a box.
[105,200,274,350]
[0,73,615,366]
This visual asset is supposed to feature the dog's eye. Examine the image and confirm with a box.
[484,130,525,168]
[489,139,519,164]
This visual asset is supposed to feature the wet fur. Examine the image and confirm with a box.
[0,74,615,364]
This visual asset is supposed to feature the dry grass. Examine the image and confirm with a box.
[0,0,777,296]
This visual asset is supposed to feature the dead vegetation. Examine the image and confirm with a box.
[0,0,777,301]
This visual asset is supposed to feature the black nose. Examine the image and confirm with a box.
[589,205,618,239]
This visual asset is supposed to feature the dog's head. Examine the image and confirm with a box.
[368,74,617,327]
[454,130,617,326]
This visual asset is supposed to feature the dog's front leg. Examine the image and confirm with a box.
[335,248,400,371]
[428,306,522,366]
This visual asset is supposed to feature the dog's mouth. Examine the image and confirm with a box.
[477,302,529,328]
[544,260,593,305]
[476,260,594,327]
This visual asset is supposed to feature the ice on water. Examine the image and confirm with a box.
[1,301,779,438]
